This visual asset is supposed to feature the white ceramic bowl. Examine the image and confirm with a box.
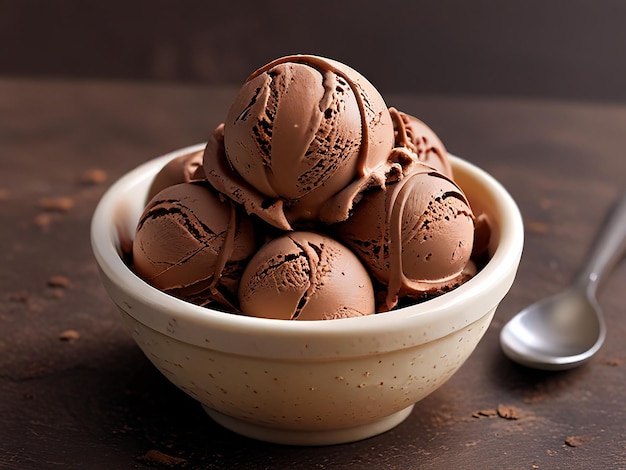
[91,144,523,446]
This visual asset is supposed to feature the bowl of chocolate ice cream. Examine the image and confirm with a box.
[91,55,523,446]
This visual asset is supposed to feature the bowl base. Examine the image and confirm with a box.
[202,404,414,446]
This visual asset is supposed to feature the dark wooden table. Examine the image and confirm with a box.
[1,79,625,469]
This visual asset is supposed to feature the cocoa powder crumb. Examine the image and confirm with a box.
[59,330,80,342]
[565,435,592,447]
[34,213,55,230]
[39,196,75,212]
[138,449,186,467]
[79,169,108,185]
[47,275,71,288]
[497,404,519,420]
[605,357,623,367]
[472,408,498,418]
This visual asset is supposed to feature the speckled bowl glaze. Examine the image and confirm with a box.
[91,143,523,446]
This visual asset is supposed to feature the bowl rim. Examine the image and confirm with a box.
[91,144,523,350]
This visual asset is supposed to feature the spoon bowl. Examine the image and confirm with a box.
[500,287,606,370]
[500,193,626,370]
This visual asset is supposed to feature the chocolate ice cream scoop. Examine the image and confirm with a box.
[147,150,206,202]
[132,182,257,311]
[390,108,453,178]
[208,54,396,229]
[203,124,293,230]
[336,164,475,311]
[238,231,375,320]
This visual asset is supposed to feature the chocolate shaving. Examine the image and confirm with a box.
[565,435,593,447]
[47,275,71,288]
[39,196,75,212]
[138,449,186,467]
[59,330,80,342]
[79,168,108,185]
[496,404,519,420]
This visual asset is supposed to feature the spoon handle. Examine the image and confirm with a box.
[576,193,626,295]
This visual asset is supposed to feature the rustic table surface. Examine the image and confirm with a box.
[1,79,625,469]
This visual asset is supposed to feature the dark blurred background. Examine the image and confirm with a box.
[1,0,625,101]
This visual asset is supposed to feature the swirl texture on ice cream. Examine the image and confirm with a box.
[336,164,475,310]
[132,182,257,310]
[238,231,375,320]
[390,107,453,178]
[207,54,396,229]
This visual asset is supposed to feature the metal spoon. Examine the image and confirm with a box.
[500,193,626,370]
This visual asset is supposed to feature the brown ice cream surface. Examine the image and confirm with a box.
[130,54,491,318]
[238,231,375,320]
[147,150,205,202]
[335,164,475,311]
[209,54,399,228]
[389,108,453,178]
[203,124,292,230]
[132,182,257,310]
